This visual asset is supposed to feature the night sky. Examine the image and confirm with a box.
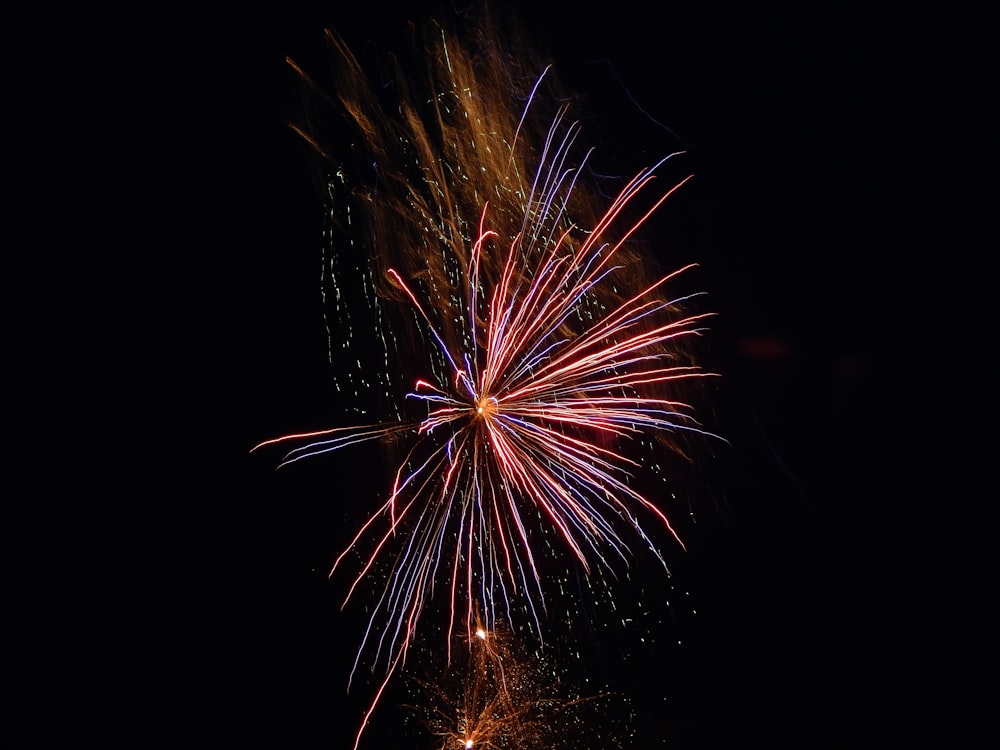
[42,2,993,747]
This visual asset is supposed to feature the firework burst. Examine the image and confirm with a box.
[256,7,720,746]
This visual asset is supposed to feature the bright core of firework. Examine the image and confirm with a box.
[475,396,499,419]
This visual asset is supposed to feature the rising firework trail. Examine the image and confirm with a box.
[255,6,721,747]
[405,617,625,749]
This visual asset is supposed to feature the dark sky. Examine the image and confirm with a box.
[41,2,993,747]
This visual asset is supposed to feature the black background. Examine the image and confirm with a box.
[32,1,993,747]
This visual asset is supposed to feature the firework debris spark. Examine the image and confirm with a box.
[405,618,626,749]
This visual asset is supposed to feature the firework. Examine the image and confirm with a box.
[256,7,719,746]
[404,617,625,749]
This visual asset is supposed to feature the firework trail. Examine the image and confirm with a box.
[256,6,720,746]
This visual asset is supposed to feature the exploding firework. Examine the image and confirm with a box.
[255,6,719,746]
